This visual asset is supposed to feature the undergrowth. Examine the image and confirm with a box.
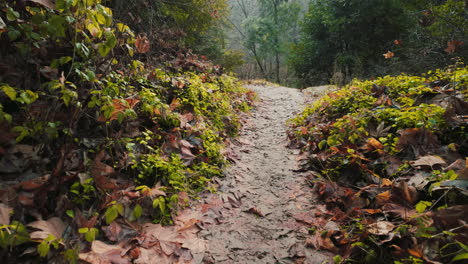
[288,64,468,263]
[0,0,254,262]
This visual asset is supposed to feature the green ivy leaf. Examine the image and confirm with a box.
[105,206,118,224]
[84,228,98,242]
[38,240,50,257]
[453,252,468,262]
[1,85,17,100]
[415,201,432,213]
[133,204,143,219]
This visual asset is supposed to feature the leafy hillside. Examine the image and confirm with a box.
[0,0,254,262]
[288,65,468,263]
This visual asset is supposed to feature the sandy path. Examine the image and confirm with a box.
[200,85,331,264]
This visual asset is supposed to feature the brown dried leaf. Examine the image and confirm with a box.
[135,35,150,54]
[0,203,12,225]
[28,217,66,241]
[444,40,463,54]
[182,237,206,254]
[103,222,122,242]
[245,207,264,217]
[79,240,130,264]
[28,0,54,9]
[411,155,447,169]
[367,221,395,235]
[383,51,395,59]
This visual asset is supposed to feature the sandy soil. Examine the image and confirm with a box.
[198,85,332,264]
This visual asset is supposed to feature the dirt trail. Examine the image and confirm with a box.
[199,85,332,264]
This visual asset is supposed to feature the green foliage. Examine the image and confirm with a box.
[289,65,468,263]
[291,0,468,86]
[37,234,61,257]
[78,227,99,242]
[290,0,411,85]
[0,0,254,261]
[0,221,30,249]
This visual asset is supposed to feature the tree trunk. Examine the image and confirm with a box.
[273,0,280,84]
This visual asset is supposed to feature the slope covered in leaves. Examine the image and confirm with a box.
[0,0,254,262]
[288,65,468,263]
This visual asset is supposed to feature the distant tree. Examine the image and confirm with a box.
[243,0,300,82]
[290,0,412,86]
[291,0,468,86]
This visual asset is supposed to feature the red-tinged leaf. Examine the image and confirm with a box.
[128,248,140,259]
[366,137,383,151]
[169,98,180,111]
[408,248,423,258]
[97,98,139,122]
[383,51,394,59]
[375,190,391,203]
[394,39,402,45]
[380,178,393,187]
[28,217,66,241]
[135,35,150,54]
[0,203,12,225]
[363,209,382,214]
[445,40,463,54]
[103,222,122,242]
[18,174,50,191]
[18,192,35,206]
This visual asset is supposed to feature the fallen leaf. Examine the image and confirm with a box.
[380,178,393,187]
[0,203,12,225]
[79,240,131,264]
[382,203,417,219]
[28,217,66,241]
[383,51,394,59]
[394,40,402,45]
[445,40,463,54]
[97,98,139,122]
[366,137,384,151]
[135,35,150,54]
[408,248,423,258]
[28,0,54,9]
[367,221,395,235]
[396,181,418,205]
[103,222,122,242]
[376,190,391,203]
[178,218,199,232]
[396,128,440,157]
[182,237,206,254]
[363,209,382,215]
[411,155,447,169]
[245,207,264,217]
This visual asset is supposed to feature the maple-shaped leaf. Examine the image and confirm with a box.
[383,51,394,59]
[135,35,150,54]
[97,98,139,122]
[445,40,463,54]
